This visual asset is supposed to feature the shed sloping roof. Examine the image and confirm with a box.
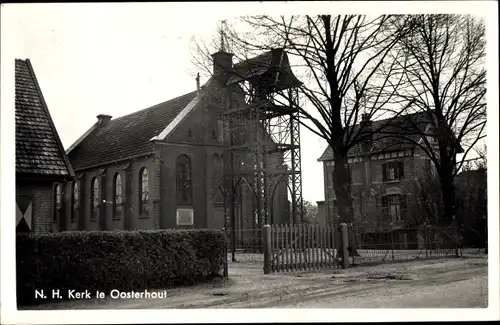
[15,59,74,178]
[67,91,197,171]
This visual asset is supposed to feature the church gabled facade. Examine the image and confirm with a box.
[61,50,291,233]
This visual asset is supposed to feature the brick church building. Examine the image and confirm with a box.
[56,49,292,234]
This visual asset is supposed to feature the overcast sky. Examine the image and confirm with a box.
[1,2,497,204]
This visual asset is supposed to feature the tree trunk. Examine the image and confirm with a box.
[331,151,360,257]
[440,169,456,226]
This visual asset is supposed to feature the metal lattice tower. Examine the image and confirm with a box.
[222,48,304,233]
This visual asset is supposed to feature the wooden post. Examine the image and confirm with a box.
[390,223,395,261]
[340,223,350,269]
[263,224,272,274]
[453,219,460,257]
[223,230,229,278]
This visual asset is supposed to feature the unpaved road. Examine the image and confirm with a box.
[23,256,488,309]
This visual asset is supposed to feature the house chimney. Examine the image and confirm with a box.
[211,51,233,81]
[196,73,200,92]
[97,114,112,126]
[361,113,373,152]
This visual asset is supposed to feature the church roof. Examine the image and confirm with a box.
[67,90,198,171]
[15,59,74,179]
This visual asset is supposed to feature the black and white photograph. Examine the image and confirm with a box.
[1,1,498,323]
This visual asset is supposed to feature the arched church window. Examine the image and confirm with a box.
[54,183,62,223]
[113,173,124,218]
[71,181,79,222]
[176,155,192,205]
[139,168,149,215]
[91,177,99,220]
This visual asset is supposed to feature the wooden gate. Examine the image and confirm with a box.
[263,224,337,273]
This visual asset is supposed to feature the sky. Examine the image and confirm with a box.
[1,2,496,204]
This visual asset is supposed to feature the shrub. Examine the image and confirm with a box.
[16,229,226,306]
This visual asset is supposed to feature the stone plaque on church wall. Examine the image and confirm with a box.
[176,208,194,226]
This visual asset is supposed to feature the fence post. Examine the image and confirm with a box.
[453,220,460,257]
[223,229,229,278]
[340,223,350,269]
[263,224,272,274]
[390,222,395,261]
[425,225,429,258]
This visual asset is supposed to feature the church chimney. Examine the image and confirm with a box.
[211,51,233,81]
[97,114,112,126]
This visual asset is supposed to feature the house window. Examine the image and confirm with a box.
[54,183,62,223]
[350,164,362,184]
[383,195,406,222]
[139,168,149,216]
[188,129,193,138]
[176,154,192,205]
[113,173,123,218]
[212,129,217,141]
[383,161,404,181]
[91,177,99,220]
[71,181,79,223]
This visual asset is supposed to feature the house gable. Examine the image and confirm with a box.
[15,59,74,180]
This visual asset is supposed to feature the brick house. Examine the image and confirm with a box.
[15,59,75,234]
[318,113,462,247]
[61,50,290,233]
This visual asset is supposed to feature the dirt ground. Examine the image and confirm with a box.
[22,255,488,309]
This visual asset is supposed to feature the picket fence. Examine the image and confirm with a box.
[262,224,338,274]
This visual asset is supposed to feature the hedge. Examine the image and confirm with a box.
[16,229,226,306]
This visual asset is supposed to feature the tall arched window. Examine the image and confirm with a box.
[113,173,123,218]
[176,155,192,205]
[213,153,223,181]
[53,183,62,223]
[91,177,100,220]
[139,168,149,215]
[213,153,224,204]
[71,181,80,223]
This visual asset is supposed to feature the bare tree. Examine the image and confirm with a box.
[385,14,486,226]
[302,200,318,224]
[407,170,444,227]
[191,16,414,231]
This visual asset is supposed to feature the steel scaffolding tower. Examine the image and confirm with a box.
[222,49,304,249]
